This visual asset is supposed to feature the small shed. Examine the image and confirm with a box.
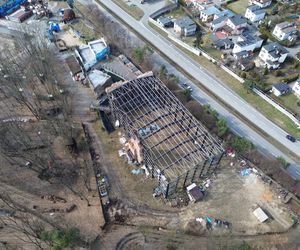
[253,207,268,223]
[65,55,83,81]
[272,83,290,97]
[88,69,112,97]
[186,183,204,203]
[63,9,75,23]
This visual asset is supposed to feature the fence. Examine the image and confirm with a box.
[253,88,300,128]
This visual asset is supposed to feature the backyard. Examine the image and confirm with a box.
[226,0,249,14]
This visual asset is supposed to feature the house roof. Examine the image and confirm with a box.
[237,32,263,47]
[234,50,250,58]
[201,6,220,16]
[228,15,247,26]
[158,16,173,25]
[263,42,289,55]
[215,9,235,18]
[214,38,233,48]
[174,16,196,28]
[275,21,291,28]
[256,0,271,3]
[88,70,111,90]
[273,83,290,93]
[212,15,228,25]
[247,4,261,11]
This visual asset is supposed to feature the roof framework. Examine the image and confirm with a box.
[107,76,223,181]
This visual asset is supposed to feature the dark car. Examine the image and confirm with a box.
[286,135,296,142]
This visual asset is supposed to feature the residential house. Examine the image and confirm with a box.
[249,0,272,8]
[226,15,247,34]
[272,22,298,42]
[292,78,300,98]
[200,6,220,22]
[272,83,290,97]
[258,42,289,69]
[245,5,266,23]
[214,38,234,50]
[75,38,109,71]
[211,10,235,31]
[232,32,263,54]
[174,17,197,36]
[211,14,247,34]
[157,16,173,27]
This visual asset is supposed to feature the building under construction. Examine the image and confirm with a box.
[106,73,224,198]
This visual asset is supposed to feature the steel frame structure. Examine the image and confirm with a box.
[107,75,224,198]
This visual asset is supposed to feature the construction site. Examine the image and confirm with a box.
[105,73,224,198]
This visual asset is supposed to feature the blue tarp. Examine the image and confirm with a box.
[95,47,109,61]
[241,168,251,176]
[49,22,60,33]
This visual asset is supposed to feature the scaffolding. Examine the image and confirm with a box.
[106,74,224,198]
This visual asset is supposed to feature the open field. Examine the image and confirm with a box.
[226,0,249,14]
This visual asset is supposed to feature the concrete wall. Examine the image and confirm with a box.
[253,88,300,128]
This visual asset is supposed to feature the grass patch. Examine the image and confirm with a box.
[226,0,249,14]
[110,0,144,20]
[166,6,185,19]
[148,22,169,37]
[70,20,98,42]
[274,93,300,117]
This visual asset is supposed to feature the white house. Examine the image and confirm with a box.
[211,10,235,31]
[232,33,263,54]
[174,17,197,36]
[200,6,220,22]
[226,15,247,34]
[258,42,289,69]
[211,14,247,34]
[245,5,266,23]
[292,78,300,98]
[249,0,272,8]
[272,83,290,97]
[272,22,298,42]
[75,38,109,71]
